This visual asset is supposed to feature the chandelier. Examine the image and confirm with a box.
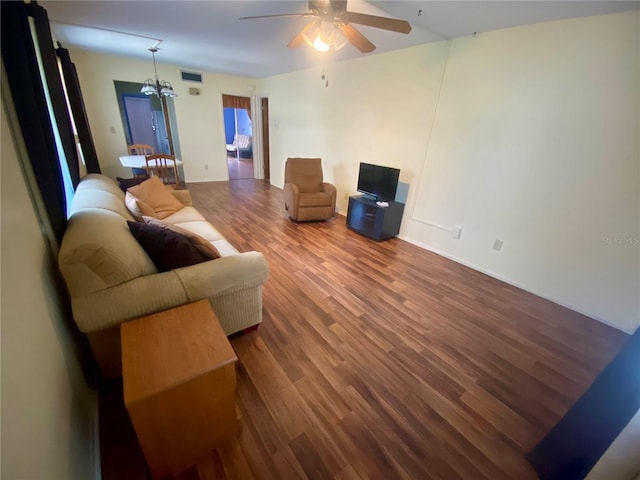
[140,47,177,98]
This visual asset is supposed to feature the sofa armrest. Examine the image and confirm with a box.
[70,252,268,334]
[169,188,193,206]
[174,251,269,300]
[71,270,190,333]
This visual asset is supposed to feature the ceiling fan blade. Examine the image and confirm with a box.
[343,12,412,34]
[287,20,320,48]
[240,13,315,20]
[339,23,375,53]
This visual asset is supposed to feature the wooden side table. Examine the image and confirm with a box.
[121,300,239,479]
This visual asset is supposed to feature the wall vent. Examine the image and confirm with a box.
[180,70,202,83]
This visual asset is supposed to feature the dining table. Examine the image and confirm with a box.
[119,154,184,170]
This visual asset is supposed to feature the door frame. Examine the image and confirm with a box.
[261,97,270,182]
[218,92,269,181]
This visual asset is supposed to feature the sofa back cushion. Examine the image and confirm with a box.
[75,173,127,198]
[69,173,135,220]
[59,210,157,296]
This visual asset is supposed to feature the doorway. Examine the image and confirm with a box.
[222,94,253,180]
[123,96,167,152]
[114,80,178,156]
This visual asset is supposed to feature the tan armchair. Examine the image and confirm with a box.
[284,157,336,221]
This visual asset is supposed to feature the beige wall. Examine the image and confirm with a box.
[256,11,639,332]
[69,48,256,182]
[1,90,97,478]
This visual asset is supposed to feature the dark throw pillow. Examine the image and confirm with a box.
[127,221,211,272]
[116,175,150,192]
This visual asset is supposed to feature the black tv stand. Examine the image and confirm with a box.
[346,195,405,241]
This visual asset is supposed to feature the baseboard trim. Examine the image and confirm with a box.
[397,235,636,335]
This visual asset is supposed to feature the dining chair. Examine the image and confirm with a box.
[128,144,154,177]
[145,154,179,187]
[128,144,154,155]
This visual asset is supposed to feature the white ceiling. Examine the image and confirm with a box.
[41,0,639,78]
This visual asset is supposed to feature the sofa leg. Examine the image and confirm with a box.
[229,324,259,339]
[243,324,259,334]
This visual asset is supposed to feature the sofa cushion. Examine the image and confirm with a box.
[169,220,225,243]
[212,239,240,257]
[70,189,135,220]
[59,210,157,296]
[127,221,214,272]
[75,173,127,199]
[127,176,184,219]
[116,175,150,192]
[125,191,156,220]
[142,216,221,260]
[162,206,207,225]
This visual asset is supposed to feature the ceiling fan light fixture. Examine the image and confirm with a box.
[304,21,348,52]
[333,28,349,51]
[313,34,331,52]
[245,0,411,55]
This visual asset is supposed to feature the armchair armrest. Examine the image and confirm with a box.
[283,183,300,215]
[322,182,337,211]
[321,182,336,197]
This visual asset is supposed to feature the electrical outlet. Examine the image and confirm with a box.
[452,227,462,239]
[343,193,348,200]
[204,164,209,170]
[493,239,503,251]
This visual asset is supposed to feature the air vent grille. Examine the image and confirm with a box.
[180,71,202,83]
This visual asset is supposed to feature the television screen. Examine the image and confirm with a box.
[357,163,400,201]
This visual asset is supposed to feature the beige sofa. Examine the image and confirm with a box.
[58,174,269,378]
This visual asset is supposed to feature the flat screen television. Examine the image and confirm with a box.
[357,162,400,201]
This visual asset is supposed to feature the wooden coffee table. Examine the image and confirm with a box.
[121,300,239,479]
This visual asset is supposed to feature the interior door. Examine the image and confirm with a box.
[124,96,159,152]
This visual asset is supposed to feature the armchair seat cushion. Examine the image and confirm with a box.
[298,192,333,207]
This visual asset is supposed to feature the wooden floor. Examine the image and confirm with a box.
[100,179,629,480]
[227,155,254,180]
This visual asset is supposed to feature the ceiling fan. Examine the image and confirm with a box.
[240,0,412,54]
